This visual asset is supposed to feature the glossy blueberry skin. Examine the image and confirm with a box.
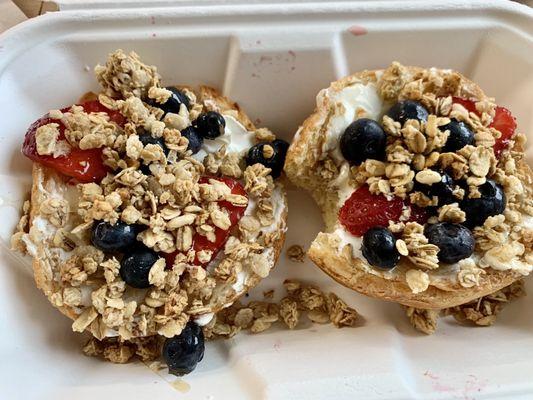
[442,119,475,152]
[460,179,506,228]
[138,133,169,175]
[91,221,139,252]
[148,87,190,115]
[386,100,429,124]
[362,227,400,269]
[139,133,169,155]
[119,247,159,288]
[195,111,226,139]
[163,321,205,376]
[425,222,475,264]
[181,126,203,154]
[245,139,289,179]
[340,118,386,165]
[272,138,290,155]
[413,171,456,206]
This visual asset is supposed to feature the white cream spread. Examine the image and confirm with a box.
[321,82,384,163]
[260,187,287,234]
[232,270,248,292]
[194,115,255,161]
[230,190,285,293]
[321,83,383,208]
[333,226,363,259]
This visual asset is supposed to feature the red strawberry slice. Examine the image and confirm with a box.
[338,186,429,237]
[164,176,248,267]
[452,97,516,157]
[22,100,125,183]
[491,106,517,157]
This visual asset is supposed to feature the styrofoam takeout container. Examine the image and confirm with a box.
[0,1,532,399]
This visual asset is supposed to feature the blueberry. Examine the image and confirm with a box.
[442,119,474,152]
[362,227,400,269]
[246,139,289,179]
[139,133,169,155]
[340,118,386,165]
[163,321,205,376]
[91,221,140,252]
[460,179,506,228]
[195,112,225,139]
[425,222,475,264]
[181,126,203,154]
[119,246,159,288]
[413,171,456,206]
[138,133,169,175]
[272,138,290,155]
[148,87,190,115]
[386,100,429,124]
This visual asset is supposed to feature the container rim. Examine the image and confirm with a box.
[0,0,531,75]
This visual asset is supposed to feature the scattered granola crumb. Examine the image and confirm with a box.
[203,279,361,340]
[404,307,439,335]
[406,280,526,334]
[286,244,305,263]
[83,336,162,364]
[443,280,525,326]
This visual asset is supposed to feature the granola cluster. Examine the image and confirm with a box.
[15,50,287,343]
[405,279,525,334]
[81,279,360,364]
[203,279,359,339]
[329,62,533,292]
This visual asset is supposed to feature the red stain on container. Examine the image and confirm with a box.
[423,371,488,400]
[348,25,367,36]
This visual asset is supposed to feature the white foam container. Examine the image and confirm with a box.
[0,1,532,399]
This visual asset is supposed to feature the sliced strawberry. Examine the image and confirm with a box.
[22,100,125,183]
[164,176,248,268]
[491,106,517,157]
[452,97,516,157]
[451,96,477,114]
[338,186,428,237]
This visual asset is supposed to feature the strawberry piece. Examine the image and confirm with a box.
[164,177,248,267]
[338,186,428,237]
[22,100,125,183]
[491,106,517,157]
[452,97,516,157]
[451,96,477,114]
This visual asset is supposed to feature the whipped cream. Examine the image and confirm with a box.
[194,115,255,161]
